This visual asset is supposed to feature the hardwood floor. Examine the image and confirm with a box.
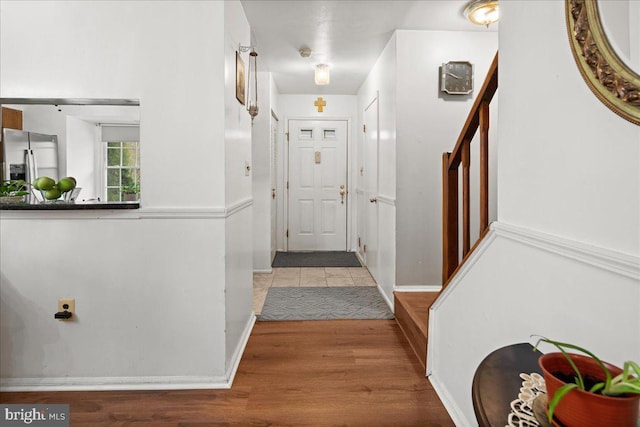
[1,320,454,426]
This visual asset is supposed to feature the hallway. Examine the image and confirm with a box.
[0,320,454,426]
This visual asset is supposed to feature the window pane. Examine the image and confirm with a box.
[107,169,120,186]
[107,188,121,202]
[121,169,134,186]
[107,148,121,166]
[123,141,137,149]
[122,148,137,166]
[107,142,120,148]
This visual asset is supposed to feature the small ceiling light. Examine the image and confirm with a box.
[315,64,330,85]
[464,0,499,27]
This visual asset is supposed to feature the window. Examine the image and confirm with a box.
[105,141,140,201]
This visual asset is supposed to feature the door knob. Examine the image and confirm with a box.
[369,197,377,203]
[339,184,346,204]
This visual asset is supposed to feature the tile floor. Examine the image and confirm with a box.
[253,267,377,314]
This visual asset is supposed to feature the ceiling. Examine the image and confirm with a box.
[240,0,498,95]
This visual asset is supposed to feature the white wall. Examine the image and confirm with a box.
[0,0,253,389]
[276,94,358,251]
[395,30,498,287]
[223,0,254,373]
[357,33,397,301]
[428,2,640,426]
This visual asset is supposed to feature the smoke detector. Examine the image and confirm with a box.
[299,47,312,58]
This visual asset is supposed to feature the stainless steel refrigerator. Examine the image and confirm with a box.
[2,129,59,183]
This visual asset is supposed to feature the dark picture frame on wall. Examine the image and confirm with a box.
[236,51,246,105]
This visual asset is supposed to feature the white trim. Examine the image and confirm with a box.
[377,284,394,313]
[491,222,640,280]
[139,207,226,219]
[428,374,472,427]
[376,194,395,206]
[0,376,230,392]
[226,197,254,218]
[253,268,273,274]
[225,314,256,386]
[394,285,442,292]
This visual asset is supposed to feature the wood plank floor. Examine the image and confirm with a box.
[0,320,454,427]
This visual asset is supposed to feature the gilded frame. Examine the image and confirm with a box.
[566,0,640,125]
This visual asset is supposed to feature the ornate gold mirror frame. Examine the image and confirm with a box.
[566,0,640,125]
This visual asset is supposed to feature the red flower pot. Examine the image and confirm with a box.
[539,353,640,427]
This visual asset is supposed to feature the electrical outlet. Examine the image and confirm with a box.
[57,298,75,321]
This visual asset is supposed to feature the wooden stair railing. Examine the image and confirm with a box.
[442,52,498,287]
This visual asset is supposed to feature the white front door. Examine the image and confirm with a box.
[364,98,379,279]
[288,119,348,251]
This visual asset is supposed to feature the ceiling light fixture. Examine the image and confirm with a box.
[315,64,330,85]
[464,0,499,27]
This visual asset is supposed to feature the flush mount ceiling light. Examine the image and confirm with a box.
[464,0,499,27]
[315,64,330,85]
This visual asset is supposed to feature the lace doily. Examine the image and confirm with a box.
[506,372,547,427]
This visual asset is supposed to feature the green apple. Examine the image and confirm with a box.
[44,188,62,200]
[58,177,76,192]
[35,176,55,191]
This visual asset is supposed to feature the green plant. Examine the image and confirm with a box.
[0,180,30,197]
[533,336,640,422]
[121,182,140,194]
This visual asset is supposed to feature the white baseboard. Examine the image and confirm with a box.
[225,314,256,386]
[0,375,230,392]
[253,268,273,274]
[428,373,473,427]
[377,284,394,313]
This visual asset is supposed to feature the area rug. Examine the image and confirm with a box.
[272,251,361,268]
[256,287,394,321]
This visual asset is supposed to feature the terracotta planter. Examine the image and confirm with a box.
[539,353,640,427]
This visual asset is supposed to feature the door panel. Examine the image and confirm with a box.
[288,120,347,251]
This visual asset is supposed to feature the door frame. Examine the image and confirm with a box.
[283,116,352,252]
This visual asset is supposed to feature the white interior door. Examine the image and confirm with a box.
[364,97,379,279]
[270,112,279,261]
[288,120,348,251]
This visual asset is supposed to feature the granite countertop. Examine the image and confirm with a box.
[0,201,140,210]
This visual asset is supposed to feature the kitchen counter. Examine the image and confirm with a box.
[0,201,140,210]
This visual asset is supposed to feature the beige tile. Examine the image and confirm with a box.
[253,271,275,279]
[300,276,327,287]
[352,276,377,287]
[348,267,372,278]
[274,267,300,277]
[327,277,355,287]
[252,288,269,314]
[325,267,350,278]
[300,267,326,277]
[253,274,274,287]
[271,276,300,287]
